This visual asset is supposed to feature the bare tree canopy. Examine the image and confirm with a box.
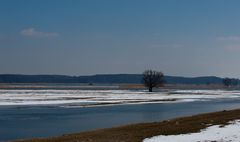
[143,70,164,92]
[223,78,239,87]
[223,78,232,87]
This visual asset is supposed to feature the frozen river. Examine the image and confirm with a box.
[1,89,240,141]
[1,89,240,107]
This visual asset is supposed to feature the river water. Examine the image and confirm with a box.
[0,98,240,141]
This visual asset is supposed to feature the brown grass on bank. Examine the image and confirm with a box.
[14,109,240,142]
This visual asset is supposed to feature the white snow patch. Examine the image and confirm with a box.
[0,89,240,107]
[143,120,240,142]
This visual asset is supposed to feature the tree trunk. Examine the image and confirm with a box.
[149,87,152,92]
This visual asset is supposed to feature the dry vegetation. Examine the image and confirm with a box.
[14,109,240,142]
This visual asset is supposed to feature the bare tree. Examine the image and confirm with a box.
[223,78,239,87]
[223,78,232,87]
[143,70,164,92]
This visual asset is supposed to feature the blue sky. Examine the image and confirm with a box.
[1,0,240,77]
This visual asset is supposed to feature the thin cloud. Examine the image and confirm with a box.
[21,28,59,37]
[217,36,240,41]
[224,44,240,51]
[150,43,184,48]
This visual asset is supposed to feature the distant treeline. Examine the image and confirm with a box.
[0,74,237,85]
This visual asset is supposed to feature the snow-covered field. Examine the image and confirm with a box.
[0,89,240,107]
[143,120,240,142]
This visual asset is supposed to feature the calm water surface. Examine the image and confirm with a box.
[1,98,240,141]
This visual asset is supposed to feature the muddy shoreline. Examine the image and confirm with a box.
[14,109,240,142]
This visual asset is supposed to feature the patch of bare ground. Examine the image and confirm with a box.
[14,109,240,142]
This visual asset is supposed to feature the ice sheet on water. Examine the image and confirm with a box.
[0,89,240,107]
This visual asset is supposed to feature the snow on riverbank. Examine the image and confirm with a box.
[0,89,240,107]
[143,120,240,142]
